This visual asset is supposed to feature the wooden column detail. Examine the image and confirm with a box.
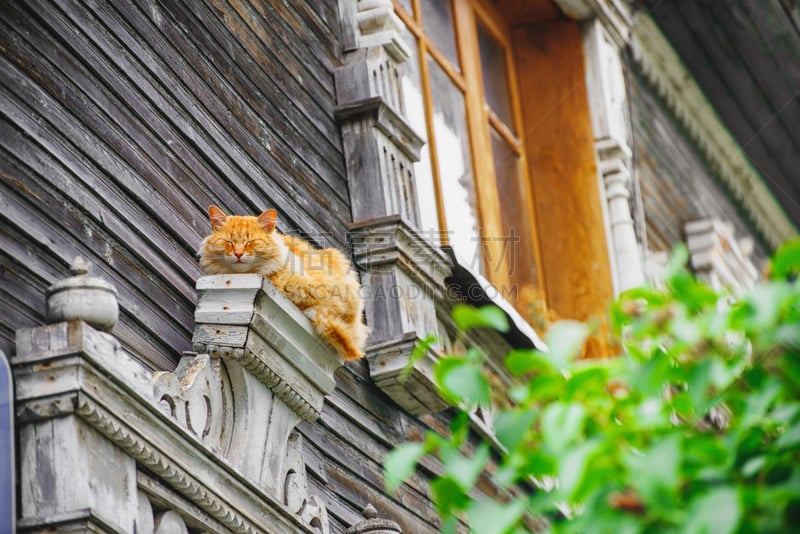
[512,20,614,355]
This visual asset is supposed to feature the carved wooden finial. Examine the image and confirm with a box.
[362,504,378,519]
[69,255,90,276]
[345,503,402,533]
[46,255,119,331]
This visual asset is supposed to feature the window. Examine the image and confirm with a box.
[395,0,543,309]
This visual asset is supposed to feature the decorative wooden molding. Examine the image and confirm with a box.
[630,15,798,249]
[349,216,517,415]
[554,0,633,46]
[346,503,403,533]
[339,0,410,61]
[685,218,759,293]
[153,353,231,453]
[192,274,342,424]
[13,266,343,533]
[366,333,449,416]
[75,396,258,534]
[348,216,454,414]
[582,18,645,293]
[350,215,453,342]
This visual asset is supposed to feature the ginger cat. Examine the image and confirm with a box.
[198,205,368,361]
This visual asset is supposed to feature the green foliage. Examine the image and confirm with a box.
[384,240,800,533]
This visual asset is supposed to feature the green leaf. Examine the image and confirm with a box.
[669,271,719,313]
[402,334,437,380]
[685,487,742,534]
[466,498,526,534]
[740,455,766,478]
[384,442,426,494]
[527,374,563,402]
[431,477,470,514]
[519,450,557,478]
[776,420,800,450]
[635,397,669,429]
[741,283,788,332]
[770,239,800,280]
[688,358,714,408]
[435,358,491,405]
[452,304,510,333]
[440,514,459,534]
[631,349,671,398]
[663,244,690,280]
[541,401,586,453]
[441,443,491,493]
[543,321,591,370]
[625,435,681,503]
[741,377,782,428]
[565,365,610,400]
[505,349,553,376]
[449,410,471,443]
[558,438,602,500]
[494,408,537,452]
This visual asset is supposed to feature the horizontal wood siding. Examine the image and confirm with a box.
[645,0,800,231]
[0,0,349,368]
[0,1,490,532]
[628,66,769,264]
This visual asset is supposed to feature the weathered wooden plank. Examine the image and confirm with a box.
[16,0,350,248]
[0,155,191,369]
[694,1,799,177]
[0,119,194,360]
[299,423,443,533]
[669,1,790,189]
[48,0,255,222]
[273,0,342,68]
[223,0,337,102]
[112,0,352,242]
[130,0,350,200]
[0,27,201,284]
[629,68,768,262]
[0,3,204,256]
[5,0,224,238]
[0,139,196,318]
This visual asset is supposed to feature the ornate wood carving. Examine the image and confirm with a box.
[14,266,343,533]
[582,19,645,293]
[630,15,795,249]
[685,218,759,293]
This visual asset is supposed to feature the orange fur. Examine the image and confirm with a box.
[198,205,369,360]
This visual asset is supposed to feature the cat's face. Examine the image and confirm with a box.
[199,206,284,275]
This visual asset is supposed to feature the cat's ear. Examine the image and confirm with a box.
[257,209,277,233]
[208,205,228,231]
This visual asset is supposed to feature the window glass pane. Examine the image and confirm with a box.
[477,21,514,132]
[429,57,481,271]
[491,128,538,293]
[400,27,440,241]
[400,28,427,140]
[421,0,460,70]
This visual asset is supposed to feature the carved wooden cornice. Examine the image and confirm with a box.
[13,266,343,533]
[629,15,797,249]
[554,0,634,46]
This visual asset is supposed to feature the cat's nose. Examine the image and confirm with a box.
[234,251,244,260]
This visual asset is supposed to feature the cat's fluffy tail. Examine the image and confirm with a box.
[327,320,370,361]
[305,307,370,361]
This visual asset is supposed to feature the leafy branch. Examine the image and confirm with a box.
[385,241,800,533]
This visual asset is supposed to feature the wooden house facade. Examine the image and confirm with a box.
[1,0,796,532]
